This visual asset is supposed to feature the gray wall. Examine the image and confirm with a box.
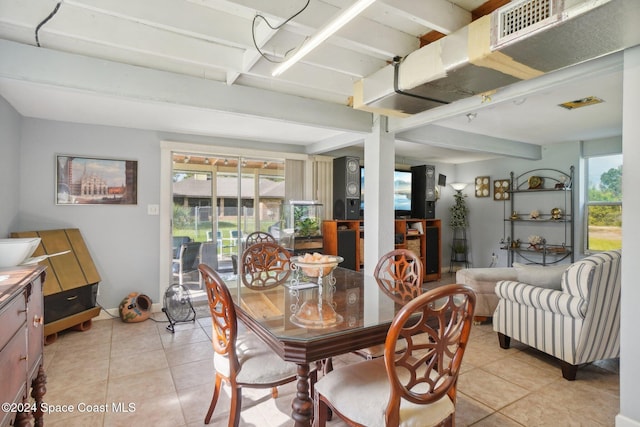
[16,118,162,309]
[0,96,21,237]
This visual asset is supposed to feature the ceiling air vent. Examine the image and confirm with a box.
[497,0,562,45]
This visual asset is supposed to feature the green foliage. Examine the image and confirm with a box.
[589,237,622,251]
[599,166,622,198]
[172,204,192,228]
[449,191,469,229]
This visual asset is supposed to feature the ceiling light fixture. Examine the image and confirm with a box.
[271,0,376,77]
[558,96,604,110]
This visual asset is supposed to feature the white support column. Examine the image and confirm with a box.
[617,45,640,427]
[363,115,395,277]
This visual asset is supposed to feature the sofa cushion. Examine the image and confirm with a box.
[512,263,568,290]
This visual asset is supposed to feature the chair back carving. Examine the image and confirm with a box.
[384,284,476,425]
[240,242,291,289]
[374,249,424,304]
[244,231,277,248]
[199,264,240,376]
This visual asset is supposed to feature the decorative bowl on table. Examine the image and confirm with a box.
[290,298,343,329]
[290,253,344,278]
[0,237,41,268]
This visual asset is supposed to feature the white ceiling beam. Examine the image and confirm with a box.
[397,125,542,160]
[64,0,256,47]
[380,0,471,35]
[207,0,418,59]
[0,39,372,133]
[42,5,244,69]
[306,132,366,154]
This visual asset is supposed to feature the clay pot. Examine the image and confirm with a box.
[118,292,152,323]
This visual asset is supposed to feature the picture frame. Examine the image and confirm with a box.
[55,155,138,205]
[493,179,511,201]
[475,176,490,197]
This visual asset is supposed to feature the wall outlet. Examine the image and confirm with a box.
[147,204,159,215]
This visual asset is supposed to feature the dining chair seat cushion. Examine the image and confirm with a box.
[213,323,299,385]
[315,358,454,427]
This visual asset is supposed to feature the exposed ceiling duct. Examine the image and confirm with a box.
[353,0,640,117]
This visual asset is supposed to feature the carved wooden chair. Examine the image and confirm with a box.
[199,264,300,427]
[315,284,476,427]
[244,231,276,248]
[239,241,291,289]
[354,249,424,359]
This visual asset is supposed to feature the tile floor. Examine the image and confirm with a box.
[41,278,619,427]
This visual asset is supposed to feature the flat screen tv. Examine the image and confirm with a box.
[360,167,412,217]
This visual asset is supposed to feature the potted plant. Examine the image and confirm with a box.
[450,187,469,263]
[449,190,469,229]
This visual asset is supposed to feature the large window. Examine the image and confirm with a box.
[585,154,622,252]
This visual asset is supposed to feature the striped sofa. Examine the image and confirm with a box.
[492,250,621,380]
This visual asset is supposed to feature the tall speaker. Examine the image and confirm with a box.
[411,165,436,218]
[333,156,361,220]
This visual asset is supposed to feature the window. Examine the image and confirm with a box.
[585,154,622,252]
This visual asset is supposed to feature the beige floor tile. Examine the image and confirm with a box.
[106,368,175,404]
[44,412,105,427]
[41,380,108,424]
[170,358,215,391]
[160,325,210,349]
[481,355,559,390]
[470,412,525,426]
[165,340,213,367]
[455,393,494,426]
[109,348,169,379]
[110,330,164,359]
[45,357,110,395]
[103,391,186,427]
[457,368,530,410]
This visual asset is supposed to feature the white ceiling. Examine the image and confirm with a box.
[0,0,627,164]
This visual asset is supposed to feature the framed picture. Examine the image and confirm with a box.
[56,155,138,205]
[494,179,511,201]
[475,176,490,197]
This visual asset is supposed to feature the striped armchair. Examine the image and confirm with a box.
[493,250,621,380]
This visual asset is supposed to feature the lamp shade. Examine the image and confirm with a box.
[450,182,468,191]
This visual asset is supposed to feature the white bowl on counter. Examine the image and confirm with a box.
[0,237,42,268]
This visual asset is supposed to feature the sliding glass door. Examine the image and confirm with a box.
[171,153,285,285]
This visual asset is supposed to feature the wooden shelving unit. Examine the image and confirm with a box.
[323,218,441,282]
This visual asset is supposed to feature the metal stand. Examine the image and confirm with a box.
[450,228,469,270]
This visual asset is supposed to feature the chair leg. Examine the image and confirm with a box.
[229,385,242,427]
[315,396,330,427]
[271,386,278,398]
[497,332,510,349]
[204,374,223,424]
[560,361,578,381]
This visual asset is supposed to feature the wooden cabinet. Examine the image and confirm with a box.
[10,229,101,344]
[323,219,441,281]
[0,265,47,427]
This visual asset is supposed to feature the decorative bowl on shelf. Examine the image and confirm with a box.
[290,254,344,278]
[0,238,41,268]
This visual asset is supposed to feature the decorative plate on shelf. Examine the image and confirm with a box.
[528,176,543,189]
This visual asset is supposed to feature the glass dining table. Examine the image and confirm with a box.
[228,267,406,427]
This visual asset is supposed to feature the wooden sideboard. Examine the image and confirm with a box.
[0,265,47,427]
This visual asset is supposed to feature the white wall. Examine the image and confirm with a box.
[0,96,21,237]
[438,142,582,269]
[16,118,161,308]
